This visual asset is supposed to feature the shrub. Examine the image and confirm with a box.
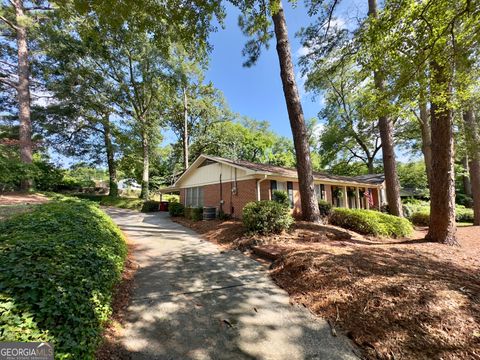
[330,208,413,238]
[456,205,474,223]
[407,205,473,225]
[272,190,290,208]
[242,200,294,235]
[218,210,231,220]
[456,193,473,208]
[169,202,184,217]
[318,200,332,217]
[141,200,160,212]
[185,207,203,221]
[410,211,430,226]
[0,199,127,358]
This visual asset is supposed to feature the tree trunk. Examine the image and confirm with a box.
[140,130,149,200]
[426,60,457,244]
[183,87,189,169]
[102,118,118,197]
[419,101,432,187]
[463,109,480,225]
[368,0,403,217]
[14,0,33,191]
[461,156,472,196]
[367,157,375,174]
[271,0,320,222]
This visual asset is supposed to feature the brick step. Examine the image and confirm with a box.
[251,245,287,261]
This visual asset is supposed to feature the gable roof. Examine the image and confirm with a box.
[164,154,385,191]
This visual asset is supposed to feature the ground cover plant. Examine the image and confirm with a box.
[72,194,154,212]
[0,199,127,358]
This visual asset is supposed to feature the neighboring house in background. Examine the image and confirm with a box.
[160,154,387,218]
[118,179,142,190]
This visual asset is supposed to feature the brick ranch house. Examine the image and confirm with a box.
[160,154,387,218]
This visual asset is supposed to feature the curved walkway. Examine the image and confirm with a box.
[105,208,359,360]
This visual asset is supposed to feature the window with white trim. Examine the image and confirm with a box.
[314,184,326,200]
[185,186,203,207]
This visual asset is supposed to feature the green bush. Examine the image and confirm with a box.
[218,210,231,220]
[318,200,332,217]
[272,190,289,208]
[0,199,127,358]
[242,200,294,235]
[410,211,430,226]
[456,193,473,208]
[141,200,160,212]
[330,208,413,238]
[169,202,184,217]
[456,205,474,223]
[407,205,473,225]
[185,207,203,221]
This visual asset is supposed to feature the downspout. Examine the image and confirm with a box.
[256,175,268,201]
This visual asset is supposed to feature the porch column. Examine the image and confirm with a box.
[377,187,382,208]
[343,186,348,208]
[366,188,370,210]
[355,187,360,209]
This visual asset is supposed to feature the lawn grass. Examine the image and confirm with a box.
[0,199,127,358]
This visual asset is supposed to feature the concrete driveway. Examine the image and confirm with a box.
[105,208,359,360]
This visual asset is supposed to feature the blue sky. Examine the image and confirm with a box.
[203,1,367,138]
[205,3,317,138]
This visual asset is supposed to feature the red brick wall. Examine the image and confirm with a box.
[291,181,302,218]
[181,179,258,218]
[260,180,271,200]
[371,188,379,209]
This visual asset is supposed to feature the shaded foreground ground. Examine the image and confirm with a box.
[102,209,358,360]
[174,217,480,360]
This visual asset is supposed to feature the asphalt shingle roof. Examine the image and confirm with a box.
[204,155,385,186]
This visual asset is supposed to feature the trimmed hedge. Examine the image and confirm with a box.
[456,206,474,223]
[169,202,184,217]
[330,208,413,238]
[242,200,294,235]
[410,211,430,226]
[406,204,474,225]
[141,200,160,212]
[0,199,127,358]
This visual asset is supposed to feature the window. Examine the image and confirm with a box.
[287,182,294,208]
[270,180,277,192]
[314,184,325,200]
[185,186,203,207]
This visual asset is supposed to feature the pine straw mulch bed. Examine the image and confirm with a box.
[173,217,480,360]
[0,192,49,205]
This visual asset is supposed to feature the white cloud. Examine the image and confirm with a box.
[296,46,310,58]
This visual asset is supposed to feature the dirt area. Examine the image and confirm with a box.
[173,217,480,360]
[0,192,49,205]
[96,238,138,360]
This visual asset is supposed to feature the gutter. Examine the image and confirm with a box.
[256,175,268,201]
